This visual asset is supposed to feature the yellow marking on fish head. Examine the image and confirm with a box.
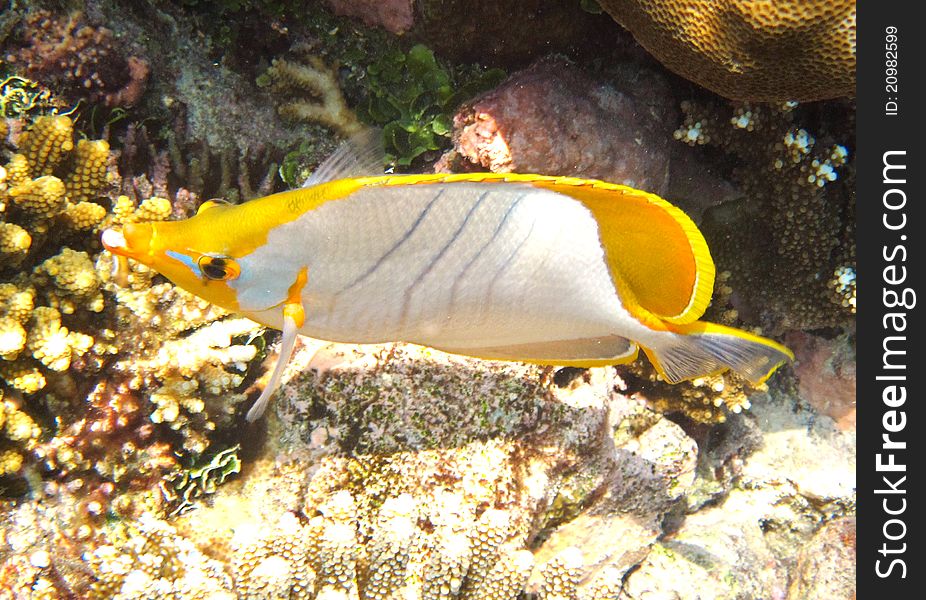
[101,180,366,314]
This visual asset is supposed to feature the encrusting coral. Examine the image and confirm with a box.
[673,100,855,332]
[3,10,150,108]
[597,0,856,102]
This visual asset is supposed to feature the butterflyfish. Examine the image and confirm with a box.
[101,132,793,422]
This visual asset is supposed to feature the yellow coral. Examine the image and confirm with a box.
[0,362,46,393]
[35,248,103,314]
[532,547,584,600]
[65,139,110,202]
[2,400,42,441]
[109,195,172,226]
[17,115,74,176]
[149,377,200,425]
[0,316,27,360]
[0,283,36,324]
[0,221,32,264]
[598,0,855,101]
[27,306,93,372]
[9,175,67,220]
[111,194,136,224]
[232,512,316,599]
[0,448,24,475]
[133,196,173,222]
[85,514,235,599]
[5,154,32,187]
[60,201,107,231]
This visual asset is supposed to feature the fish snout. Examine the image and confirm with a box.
[101,223,153,258]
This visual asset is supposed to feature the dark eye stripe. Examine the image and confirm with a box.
[202,262,229,280]
[197,255,238,281]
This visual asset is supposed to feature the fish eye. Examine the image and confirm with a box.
[197,255,240,281]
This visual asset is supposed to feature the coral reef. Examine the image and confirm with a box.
[3,10,150,108]
[1,116,264,500]
[674,99,855,332]
[0,341,853,597]
[445,56,739,221]
[84,512,235,599]
[0,4,856,599]
[597,0,856,102]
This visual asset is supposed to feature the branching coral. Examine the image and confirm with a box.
[621,358,759,424]
[674,100,855,332]
[226,490,556,600]
[84,513,235,599]
[262,54,363,138]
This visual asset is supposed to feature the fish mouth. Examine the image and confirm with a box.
[101,224,153,261]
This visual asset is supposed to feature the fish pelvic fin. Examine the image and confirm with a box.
[642,321,794,386]
[246,269,308,422]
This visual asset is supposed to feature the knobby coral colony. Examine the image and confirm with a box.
[81,489,613,599]
[673,100,855,332]
[0,115,263,499]
[4,10,150,109]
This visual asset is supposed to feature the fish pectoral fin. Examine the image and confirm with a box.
[440,335,638,368]
[246,301,306,422]
[643,321,794,385]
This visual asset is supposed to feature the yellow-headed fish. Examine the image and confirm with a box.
[102,132,792,422]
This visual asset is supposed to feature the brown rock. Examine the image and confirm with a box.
[452,57,673,194]
[786,330,856,431]
[788,517,856,600]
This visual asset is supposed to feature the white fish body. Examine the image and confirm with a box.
[101,133,793,421]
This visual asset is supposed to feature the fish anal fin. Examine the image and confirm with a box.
[440,336,639,368]
[532,180,715,325]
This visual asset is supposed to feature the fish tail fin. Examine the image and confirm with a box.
[642,321,794,385]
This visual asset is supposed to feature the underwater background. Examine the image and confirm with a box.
[0,1,855,598]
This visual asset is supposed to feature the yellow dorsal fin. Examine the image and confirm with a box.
[528,177,715,324]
